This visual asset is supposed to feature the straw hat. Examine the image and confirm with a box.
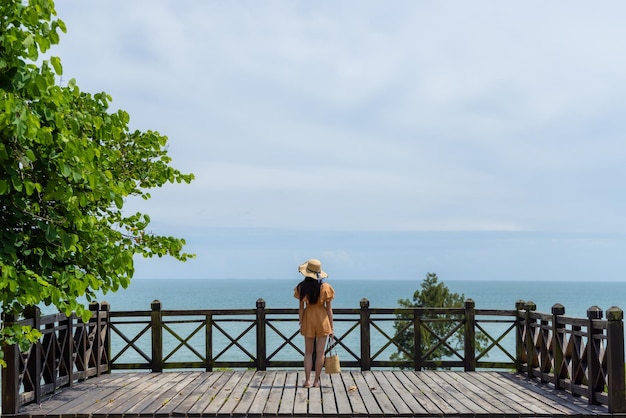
[298,259,328,280]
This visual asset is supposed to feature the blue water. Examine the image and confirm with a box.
[91,279,625,318]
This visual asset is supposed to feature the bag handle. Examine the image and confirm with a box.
[325,335,337,356]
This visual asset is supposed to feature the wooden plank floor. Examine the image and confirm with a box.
[15,370,612,418]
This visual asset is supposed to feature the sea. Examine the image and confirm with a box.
[26,279,626,364]
[81,279,625,364]
[85,278,625,317]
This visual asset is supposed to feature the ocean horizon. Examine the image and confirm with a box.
[64,278,626,369]
[84,278,625,319]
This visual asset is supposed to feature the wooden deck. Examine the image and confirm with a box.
[14,370,613,418]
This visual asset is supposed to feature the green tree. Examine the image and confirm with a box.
[391,273,487,367]
[0,0,194,363]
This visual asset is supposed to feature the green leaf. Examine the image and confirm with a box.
[60,163,71,177]
[44,223,57,241]
[24,181,35,195]
[23,34,35,49]
[50,56,62,75]
[11,176,23,192]
[60,231,72,250]
[25,148,36,162]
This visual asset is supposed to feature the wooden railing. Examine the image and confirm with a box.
[517,301,625,411]
[106,299,519,371]
[1,302,109,414]
[1,299,624,414]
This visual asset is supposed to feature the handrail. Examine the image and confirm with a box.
[1,302,109,415]
[1,299,624,414]
[515,301,625,412]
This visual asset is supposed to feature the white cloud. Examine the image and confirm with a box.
[46,1,626,278]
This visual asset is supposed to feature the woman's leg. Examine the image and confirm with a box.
[303,336,315,387]
[313,335,328,387]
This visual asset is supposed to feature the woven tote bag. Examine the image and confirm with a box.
[324,336,340,374]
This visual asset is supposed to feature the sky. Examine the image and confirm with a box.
[49,1,626,281]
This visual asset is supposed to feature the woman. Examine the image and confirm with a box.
[294,259,335,388]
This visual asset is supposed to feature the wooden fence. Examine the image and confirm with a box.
[1,299,624,414]
[1,302,109,413]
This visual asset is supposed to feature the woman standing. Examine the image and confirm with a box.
[294,259,335,388]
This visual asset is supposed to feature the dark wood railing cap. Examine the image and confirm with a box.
[24,305,40,318]
[2,312,15,322]
[256,298,266,308]
[360,298,370,308]
[465,299,475,308]
[524,301,537,311]
[606,306,623,321]
[515,300,525,310]
[552,303,565,315]
[587,305,603,319]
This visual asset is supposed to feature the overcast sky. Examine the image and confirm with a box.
[50,1,626,281]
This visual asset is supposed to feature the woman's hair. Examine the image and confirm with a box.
[297,277,321,304]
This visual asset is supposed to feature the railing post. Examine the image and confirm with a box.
[24,306,41,403]
[360,298,371,371]
[42,312,56,388]
[100,301,111,374]
[551,303,565,390]
[151,300,163,372]
[61,310,74,385]
[515,300,525,373]
[89,302,101,376]
[75,309,86,374]
[606,306,625,413]
[256,298,267,371]
[587,305,603,405]
[413,307,422,371]
[539,314,550,382]
[524,301,537,378]
[464,299,476,371]
[2,313,20,415]
[206,312,213,372]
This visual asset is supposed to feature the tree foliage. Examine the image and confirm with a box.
[0,0,194,362]
[391,273,487,367]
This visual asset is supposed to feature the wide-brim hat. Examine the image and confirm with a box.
[298,259,328,280]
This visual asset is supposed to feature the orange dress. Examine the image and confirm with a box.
[294,282,335,338]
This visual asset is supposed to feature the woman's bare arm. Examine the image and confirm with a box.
[325,300,334,335]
